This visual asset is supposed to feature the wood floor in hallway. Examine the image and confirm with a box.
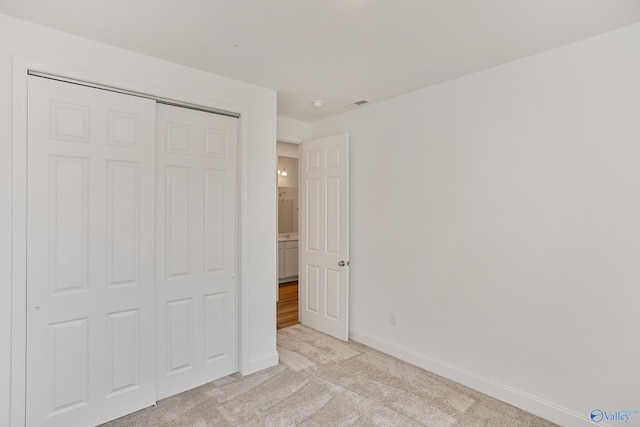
[277,281,299,329]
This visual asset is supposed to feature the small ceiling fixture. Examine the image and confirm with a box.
[311,99,325,108]
[354,99,369,106]
[277,167,288,176]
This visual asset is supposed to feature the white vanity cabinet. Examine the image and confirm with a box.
[284,240,298,279]
[278,239,298,282]
[278,242,285,279]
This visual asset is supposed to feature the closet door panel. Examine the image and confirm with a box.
[156,104,238,399]
[27,76,156,427]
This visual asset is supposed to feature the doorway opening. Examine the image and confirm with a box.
[275,133,350,340]
[276,143,300,329]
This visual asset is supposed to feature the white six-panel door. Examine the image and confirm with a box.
[26,76,157,426]
[299,134,350,341]
[155,104,238,399]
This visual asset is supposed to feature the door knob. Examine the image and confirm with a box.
[338,260,349,267]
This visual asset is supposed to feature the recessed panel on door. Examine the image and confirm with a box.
[204,169,226,274]
[49,318,89,415]
[165,299,194,374]
[204,128,227,158]
[166,122,191,154]
[326,146,341,169]
[49,156,89,295]
[106,309,140,396]
[306,265,320,313]
[204,293,227,361]
[326,176,341,255]
[325,269,341,320]
[307,150,320,171]
[50,101,90,143]
[166,167,191,278]
[108,111,141,148]
[107,161,140,287]
[307,178,320,252]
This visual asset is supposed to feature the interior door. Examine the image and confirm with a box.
[299,133,350,340]
[155,104,238,399]
[26,76,157,426]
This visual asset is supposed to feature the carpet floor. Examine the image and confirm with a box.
[102,324,557,426]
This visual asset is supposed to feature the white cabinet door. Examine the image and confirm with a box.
[284,242,299,279]
[299,134,350,341]
[278,242,285,280]
[26,76,157,427]
[155,104,238,399]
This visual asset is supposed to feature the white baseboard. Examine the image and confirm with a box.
[245,351,279,375]
[349,329,597,427]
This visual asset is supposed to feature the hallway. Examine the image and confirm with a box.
[277,281,299,329]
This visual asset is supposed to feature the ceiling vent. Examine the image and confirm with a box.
[354,99,369,106]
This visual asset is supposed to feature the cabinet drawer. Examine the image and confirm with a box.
[284,240,298,249]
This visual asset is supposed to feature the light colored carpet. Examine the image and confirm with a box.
[102,324,558,426]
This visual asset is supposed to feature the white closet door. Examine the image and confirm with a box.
[156,104,238,399]
[26,76,157,426]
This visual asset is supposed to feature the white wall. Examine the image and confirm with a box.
[0,14,277,425]
[311,23,640,426]
[277,156,299,188]
[277,155,299,234]
[277,116,310,143]
[277,140,300,158]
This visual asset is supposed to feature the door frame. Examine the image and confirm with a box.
[275,141,301,301]
[10,58,251,427]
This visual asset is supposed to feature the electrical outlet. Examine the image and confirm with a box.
[389,313,396,327]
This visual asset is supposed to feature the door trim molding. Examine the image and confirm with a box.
[10,57,250,426]
[11,56,29,427]
[349,329,590,427]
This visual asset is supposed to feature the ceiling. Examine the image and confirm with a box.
[1,1,640,122]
